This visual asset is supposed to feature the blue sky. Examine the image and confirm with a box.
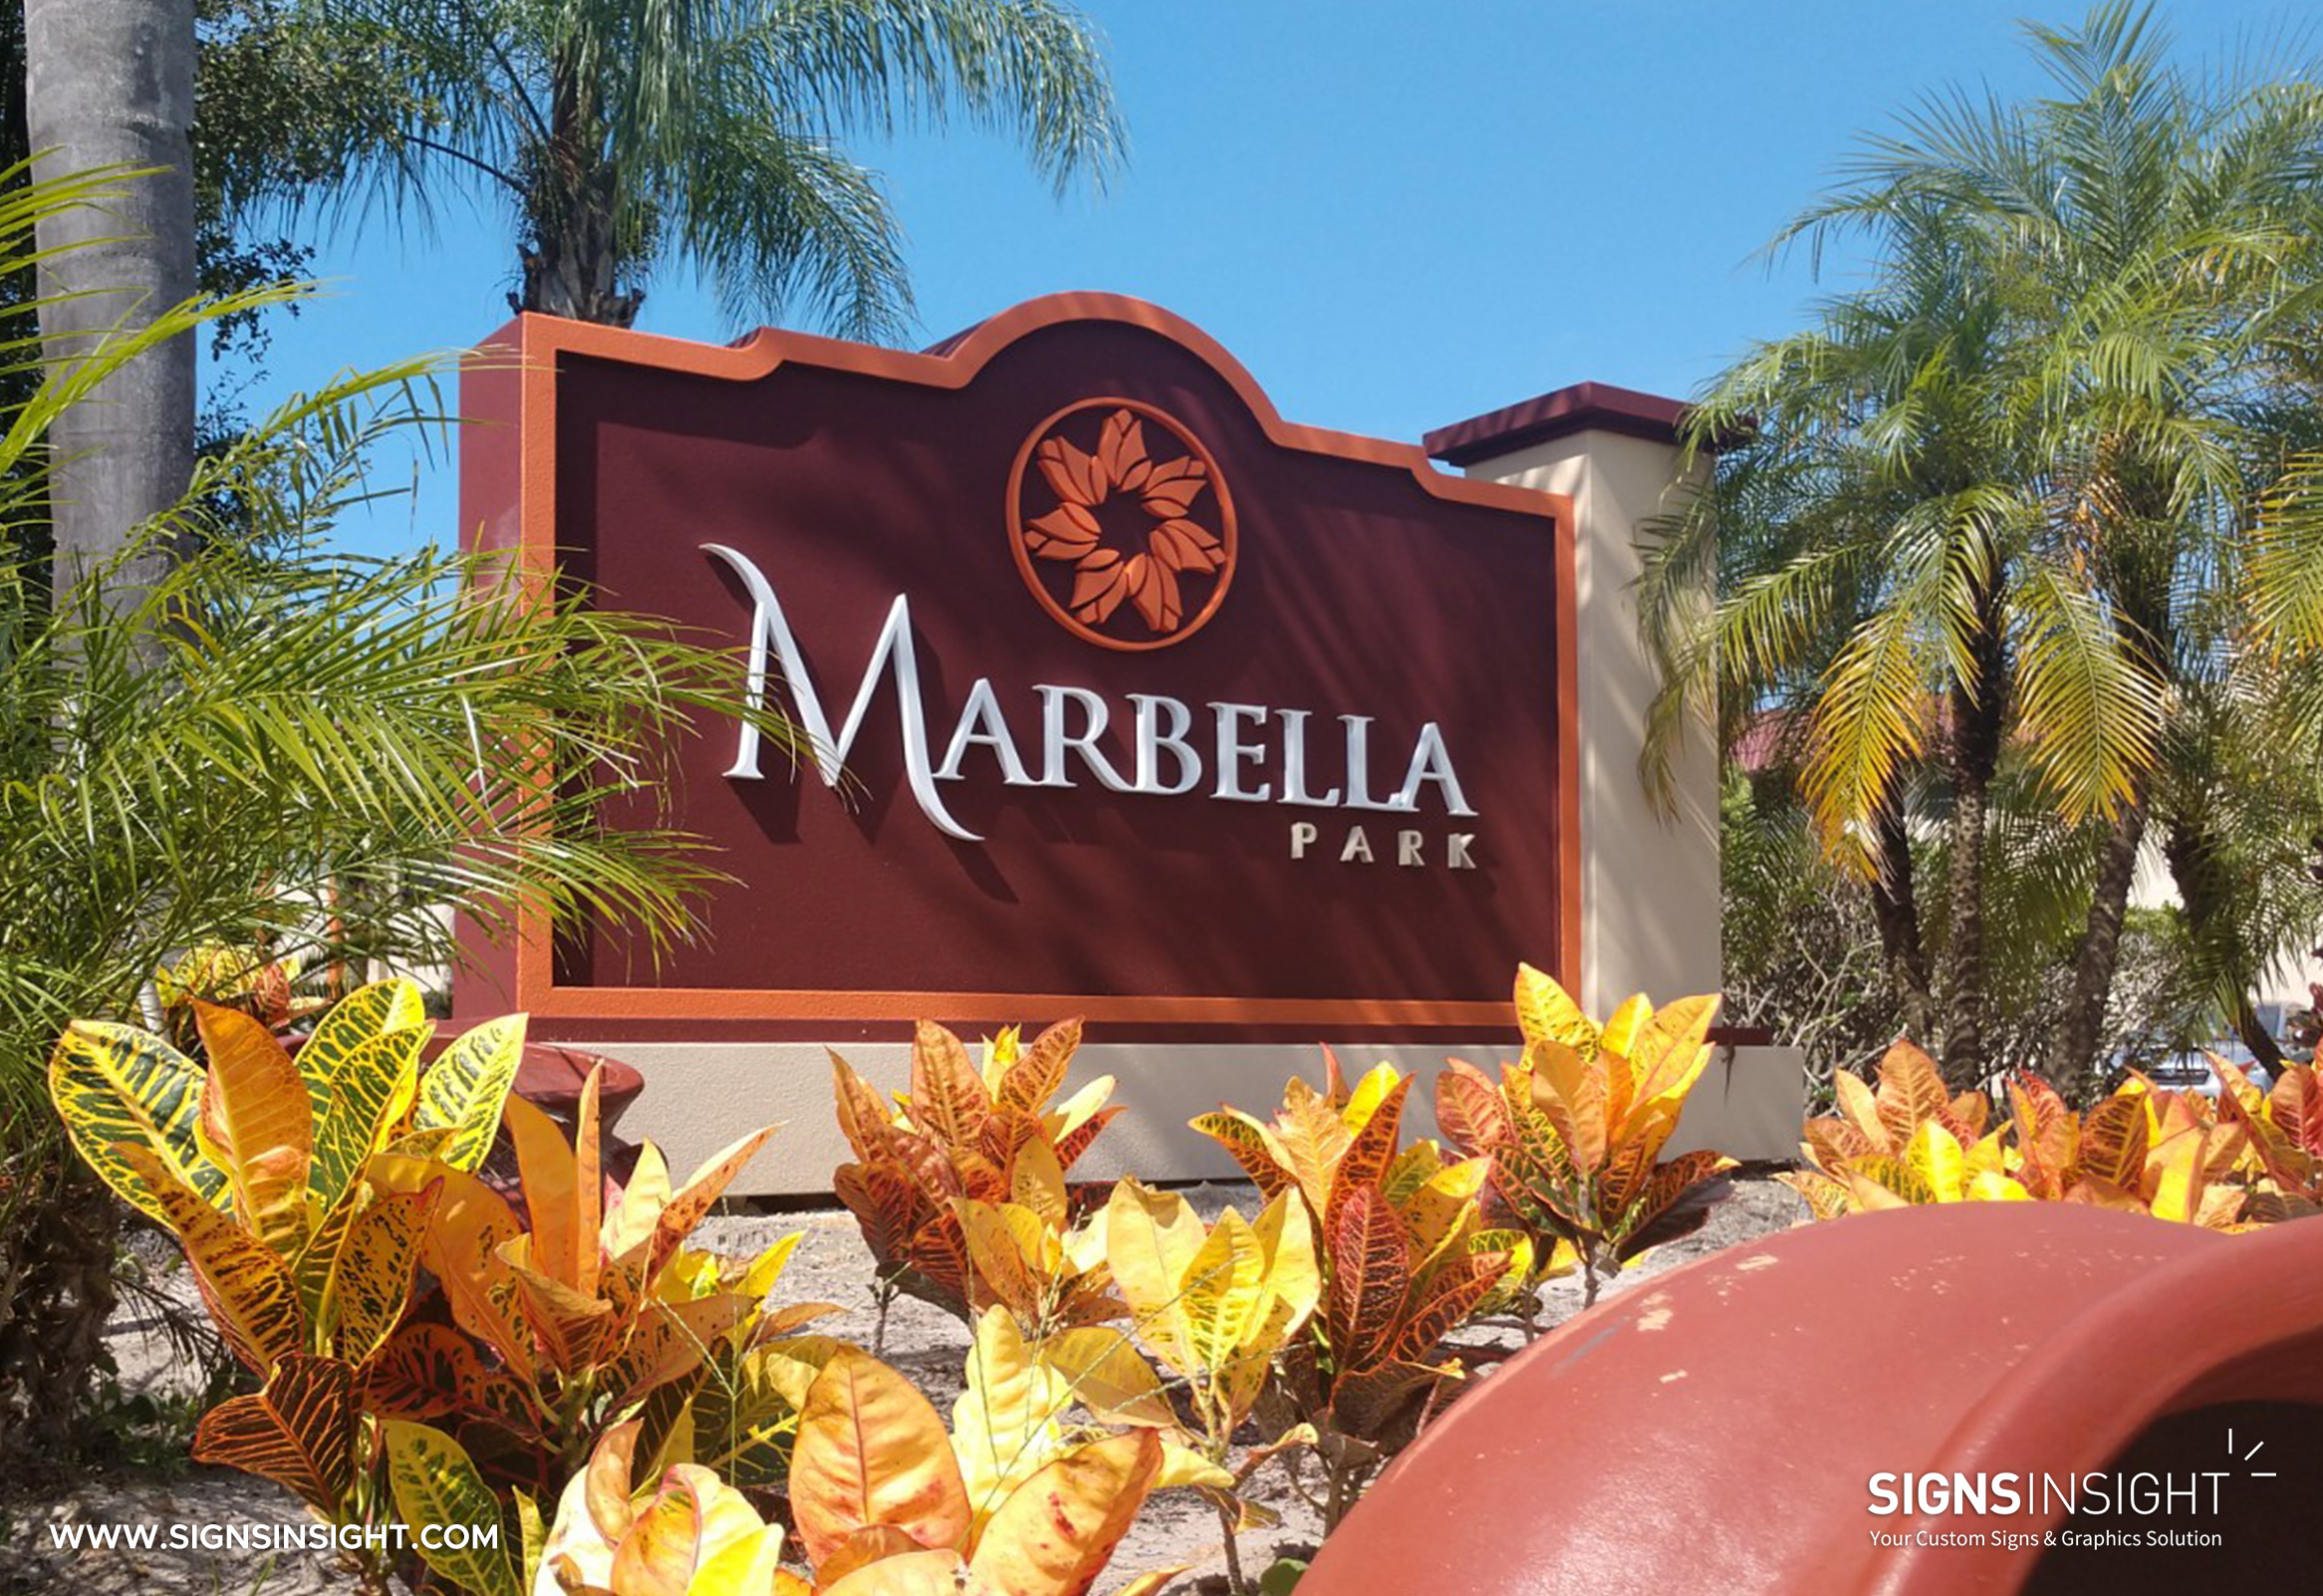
[218,0,2311,557]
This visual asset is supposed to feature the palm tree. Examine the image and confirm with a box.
[1806,3,2323,1089]
[22,0,197,600]
[0,165,797,1464]
[232,0,1123,334]
[1645,199,2157,1086]
[1649,2,2323,1091]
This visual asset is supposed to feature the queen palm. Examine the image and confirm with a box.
[1649,3,2323,1090]
[242,0,1123,333]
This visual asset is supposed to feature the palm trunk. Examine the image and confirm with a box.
[24,0,196,605]
[2048,794,2148,1098]
[2230,995,2284,1075]
[1939,667,2004,1089]
[1869,777,1935,1040]
[514,78,644,326]
[2162,808,2285,1075]
[10,0,194,1465]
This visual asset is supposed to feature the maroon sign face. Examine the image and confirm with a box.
[457,295,1577,1040]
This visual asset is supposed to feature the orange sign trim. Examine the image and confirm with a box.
[480,292,1583,1031]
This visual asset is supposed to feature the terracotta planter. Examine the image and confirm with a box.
[1300,1202,2323,1595]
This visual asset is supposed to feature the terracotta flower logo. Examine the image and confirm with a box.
[1009,399,1237,649]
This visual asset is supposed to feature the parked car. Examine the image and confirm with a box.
[2145,1045,2271,1099]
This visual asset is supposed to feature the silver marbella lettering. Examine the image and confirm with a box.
[704,545,1477,843]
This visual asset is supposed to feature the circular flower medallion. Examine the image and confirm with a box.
[1008,399,1237,650]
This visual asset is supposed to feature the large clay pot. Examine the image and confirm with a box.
[1300,1202,2323,1595]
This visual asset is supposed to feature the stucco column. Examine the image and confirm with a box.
[1424,385,1720,1012]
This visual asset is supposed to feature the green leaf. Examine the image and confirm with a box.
[296,978,427,1128]
[382,1420,522,1596]
[415,1012,528,1173]
[47,1021,226,1224]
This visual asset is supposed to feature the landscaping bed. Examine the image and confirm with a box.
[3,1179,1808,1595]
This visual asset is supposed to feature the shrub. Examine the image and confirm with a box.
[2217,1058,2323,1217]
[830,1019,1125,1337]
[1103,1179,1320,1589]
[367,1058,827,1493]
[537,1313,1190,1596]
[1192,1056,1526,1532]
[49,978,830,1590]
[1435,964,1734,1307]
[1784,1039,2267,1227]
[45,979,522,1553]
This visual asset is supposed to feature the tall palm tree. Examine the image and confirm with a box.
[1649,2,2323,1091]
[234,0,1124,334]
[22,0,197,600]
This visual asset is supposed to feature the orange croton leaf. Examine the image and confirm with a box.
[790,1347,972,1569]
[192,1353,358,1514]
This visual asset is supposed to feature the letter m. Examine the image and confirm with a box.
[703,544,979,841]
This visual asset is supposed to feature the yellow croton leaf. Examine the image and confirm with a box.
[1178,1208,1266,1373]
[610,1463,768,1596]
[1905,1121,1967,1202]
[1103,1181,1206,1373]
[318,1177,440,1363]
[502,1093,592,1294]
[980,1024,1022,1097]
[1597,993,1652,1059]
[189,1000,312,1255]
[48,1019,227,1225]
[1623,993,1720,1117]
[292,977,425,1129]
[308,1024,425,1218]
[1340,1062,1404,1135]
[790,1348,972,1569]
[1513,962,1599,1055]
[821,1549,965,1596]
[115,1140,303,1374]
[953,1306,1072,1526]
[966,1431,1162,1596]
[1036,1327,1177,1430]
[413,1012,528,1175]
[1045,1075,1119,1147]
[1265,1078,1353,1215]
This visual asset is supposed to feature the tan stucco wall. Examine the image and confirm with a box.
[1455,429,1722,1012]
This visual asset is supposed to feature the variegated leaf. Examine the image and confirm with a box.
[294,977,425,1127]
[1433,1060,1512,1160]
[1324,1186,1409,1374]
[413,1012,527,1173]
[1188,1110,1288,1197]
[309,1024,424,1215]
[790,1348,972,1568]
[966,1431,1162,1596]
[48,1020,225,1223]
[1327,1075,1412,1232]
[911,1020,991,1145]
[192,1353,357,1513]
[116,1142,303,1372]
[190,1001,313,1253]
[362,1321,538,1433]
[1512,962,1599,1054]
[998,1016,1083,1113]
[382,1420,521,1596]
[319,1178,439,1364]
